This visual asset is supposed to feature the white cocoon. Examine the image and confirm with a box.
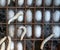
[26,25,32,38]
[17,26,22,37]
[35,25,41,38]
[8,10,15,20]
[35,10,42,21]
[27,0,33,6]
[44,10,51,22]
[17,10,24,22]
[45,0,52,6]
[53,10,60,22]
[0,0,6,7]
[18,0,24,6]
[54,0,60,6]
[26,9,32,22]
[9,25,15,37]
[17,42,23,50]
[10,41,14,50]
[52,26,60,38]
[36,0,42,6]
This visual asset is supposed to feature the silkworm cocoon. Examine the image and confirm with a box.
[8,10,15,20]
[36,0,42,6]
[18,0,24,6]
[8,11,23,24]
[53,10,60,22]
[17,10,24,22]
[44,10,51,22]
[52,26,60,38]
[26,25,32,38]
[35,25,41,38]
[7,36,11,50]
[17,42,23,50]
[45,0,52,6]
[0,37,6,45]
[35,10,42,21]
[10,41,14,50]
[27,0,33,6]
[17,26,22,37]
[26,9,32,22]
[54,0,60,6]
[9,25,15,37]
[1,42,5,50]
[0,0,6,7]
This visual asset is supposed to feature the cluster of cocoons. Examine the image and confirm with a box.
[17,25,42,38]
[18,0,42,6]
[0,0,60,7]
[8,9,60,23]
[45,0,60,6]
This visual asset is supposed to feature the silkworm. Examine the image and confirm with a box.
[40,34,54,50]
[35,25,41,38]
[17,42,23,50]
[36,0,42,6]
[26,25,32,38]
[44,10,51,22]
[45,0,52,6]
[40,26,60,49]
[8,12,23,24]
[18,26,26,40]
[8,0,10,5]
[17,10,24,22]
[18,0,24,6]
[9,25,15,37]
[53,10,60,22]
[0,36,6,45]
[1,42,5,50]
[27,0,33,6]
[26,9,32,22]
[35,10,42,21]
[7,36,11,50]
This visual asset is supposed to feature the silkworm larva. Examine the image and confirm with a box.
[7,36,11,50]
[8,12,23,24]
[18,26,26,40]
[40,34,54,50]
[0,37,6,45]
[1,42,5,50]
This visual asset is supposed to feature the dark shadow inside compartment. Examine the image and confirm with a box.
[0,24,6,38]
[26,40,33,50]
[0,9,6,23]
[8,0,16,7]
[44,24,52,38]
